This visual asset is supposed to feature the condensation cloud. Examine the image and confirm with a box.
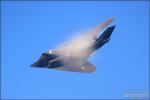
[53,17,115,59]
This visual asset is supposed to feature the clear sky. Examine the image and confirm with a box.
[1,1,149,99]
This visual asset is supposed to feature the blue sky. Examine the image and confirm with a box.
[1,1,149,99]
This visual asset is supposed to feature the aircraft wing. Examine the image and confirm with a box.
[52,17,115,59]
[88,17,115,38]
[55,17,114,50]
[51,60,96,73]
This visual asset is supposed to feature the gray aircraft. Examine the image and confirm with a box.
[31,18,116,73]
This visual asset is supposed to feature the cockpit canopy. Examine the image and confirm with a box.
[45,50,53,54]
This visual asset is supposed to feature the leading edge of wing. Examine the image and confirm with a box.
[89,17,115,37]
[51,61,96,73]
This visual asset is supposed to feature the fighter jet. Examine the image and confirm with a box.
[31,18,116,73]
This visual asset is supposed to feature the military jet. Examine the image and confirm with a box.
[31,18,115,73]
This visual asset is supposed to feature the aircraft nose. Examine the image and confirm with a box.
[31,62,38,67]
[31,61,44,68]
